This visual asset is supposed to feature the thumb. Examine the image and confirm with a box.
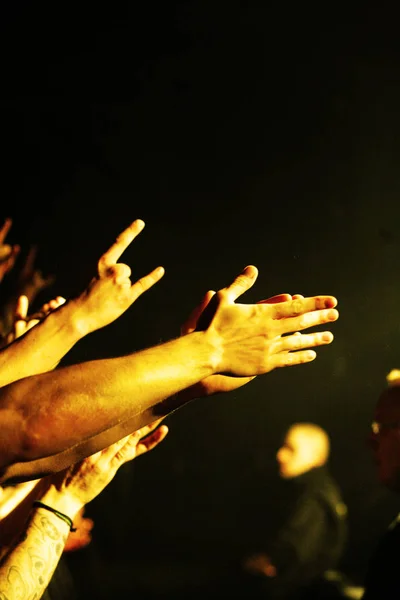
[223,265,258,302]
[181,290,216,335]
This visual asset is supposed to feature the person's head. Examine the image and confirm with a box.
[369,372,400,491]
[276,422,330,479]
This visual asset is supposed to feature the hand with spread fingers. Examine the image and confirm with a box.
[195,265,338,378]
[0,217,20,284]
[5,294,66,346]
[179,279,336,397]
[42,420,168,514]
[71,219,165,336]
[13,244,55,303]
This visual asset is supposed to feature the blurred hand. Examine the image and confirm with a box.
[5,294,66,345]
[15,245,55,303]
[243,553,277,577]
[0,217,20,283]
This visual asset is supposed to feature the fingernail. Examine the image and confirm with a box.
[322,332,333,341]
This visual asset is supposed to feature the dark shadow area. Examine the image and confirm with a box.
[2,2,400,597]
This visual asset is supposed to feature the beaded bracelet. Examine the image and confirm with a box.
[33,500,77,532]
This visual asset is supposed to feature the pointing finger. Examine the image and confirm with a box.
[0,218,12,244]
[224,265,258,302]
[98,219,145,275]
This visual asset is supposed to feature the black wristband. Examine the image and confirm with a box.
[33,500,77,532]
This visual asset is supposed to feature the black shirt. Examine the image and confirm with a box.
[362,514,400,600]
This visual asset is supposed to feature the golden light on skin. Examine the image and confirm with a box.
[386,369,400,385]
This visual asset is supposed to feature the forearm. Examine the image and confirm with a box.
[4,385,206,483]
[0,299,85,387]
[0,504,72,599]
[0,332,217,480]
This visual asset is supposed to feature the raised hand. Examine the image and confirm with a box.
[43,420,168,514]
[72,219,165,335]
[198,265,338,377]
[181,290,311,396]
[15,245,55,303]
[5,294,66,345]
[0,217,20,283]
[181,290,256,395]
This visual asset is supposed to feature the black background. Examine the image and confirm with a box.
[2,2,400,596]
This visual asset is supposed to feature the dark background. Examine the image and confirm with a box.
[2,2,400,597]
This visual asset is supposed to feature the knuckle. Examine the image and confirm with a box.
[291,299,303,315]
[298,315,310,329]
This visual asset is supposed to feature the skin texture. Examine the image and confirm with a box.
[0,219,339,484]
[0,421,168,599]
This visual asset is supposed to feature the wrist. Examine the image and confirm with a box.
[39,486,84,520]
[60,298,92,340]
[192,329,221,375]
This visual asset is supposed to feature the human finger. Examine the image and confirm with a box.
[14,319,29,339]
[108,431,145,467]
[0,244,13,261]
[275,331,333,353]
[223,265,258,302]
[103,434,134,459]
[20,245,38,276]
[0,244,20,266]
[0,218,12,244]
[98,219,145,274]
[196,267,258,331]
[181,290,216,335]
[112,262,132,284]
[27,296,66,321]
[258,294,292,304]
[135,424,169,457]
[271,349,317,368]
[48,296,66,311]
[134,418,165,439]
[15,295,29,321]
[129,266,165,302]
[277,308,339,335]
[25,319,40,332]
[271,296,338,319]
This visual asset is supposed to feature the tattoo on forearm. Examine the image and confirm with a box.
[0,511,68,600]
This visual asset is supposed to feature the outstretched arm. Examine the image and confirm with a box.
[0,265,338,484]
[0,219,164,387]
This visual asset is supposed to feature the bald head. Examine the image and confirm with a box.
[276,422,330,479]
